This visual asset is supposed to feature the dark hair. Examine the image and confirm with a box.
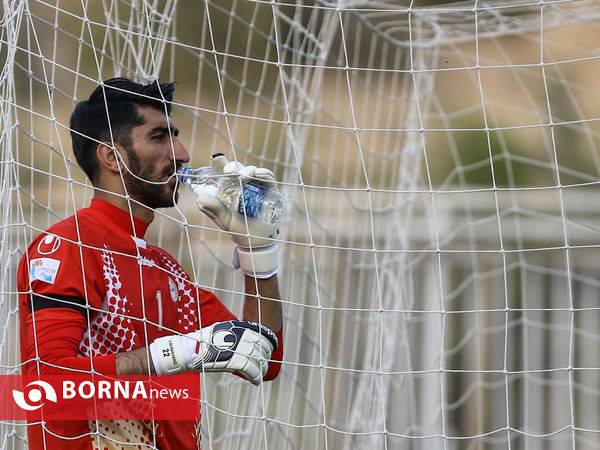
[69,77,175,183]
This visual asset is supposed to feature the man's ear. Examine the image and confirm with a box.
[96,143,123,174]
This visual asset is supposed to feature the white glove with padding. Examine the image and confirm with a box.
[196,153,280,278]
[150,320,278,385]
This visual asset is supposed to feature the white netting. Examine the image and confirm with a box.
[2,0,600,449]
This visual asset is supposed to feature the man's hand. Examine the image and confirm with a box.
[196,153,281,278]
[149,320,278,385]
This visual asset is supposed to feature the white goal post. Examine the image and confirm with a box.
[2,1,600,449]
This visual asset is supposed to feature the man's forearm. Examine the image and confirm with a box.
[115,346,156,375]
[243,274,282,333]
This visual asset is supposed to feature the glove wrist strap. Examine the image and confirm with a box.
[234,243,279,279]
[150,335,188,375]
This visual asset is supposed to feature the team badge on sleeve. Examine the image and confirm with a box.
[29,258,61,284]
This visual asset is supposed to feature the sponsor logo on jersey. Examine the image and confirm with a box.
[168,278,178,302]
[139,257,154,267]
[29,258,61,284]
[36,234,61,255]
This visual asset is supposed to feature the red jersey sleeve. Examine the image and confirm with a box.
[264,326,283,380]
[196,288,236,327]
[18,226,108,376]
[24,308,116,375]
[19,230,105,310]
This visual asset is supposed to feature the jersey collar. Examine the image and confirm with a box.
[89,198,150,238]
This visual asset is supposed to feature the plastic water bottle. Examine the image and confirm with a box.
[178,166,284,224]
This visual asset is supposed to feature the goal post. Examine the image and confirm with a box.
[2,1,600,449]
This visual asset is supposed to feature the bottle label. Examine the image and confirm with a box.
[238,183,266,218]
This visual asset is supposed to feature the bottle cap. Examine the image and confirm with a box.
[177,166,192,183]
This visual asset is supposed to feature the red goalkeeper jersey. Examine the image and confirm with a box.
[17,198,282,450]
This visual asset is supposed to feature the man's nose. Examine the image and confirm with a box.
[171,138,190,164]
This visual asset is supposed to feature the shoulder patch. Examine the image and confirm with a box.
[29,258,61,284]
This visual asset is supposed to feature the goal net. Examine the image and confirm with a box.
[2,0,600,449]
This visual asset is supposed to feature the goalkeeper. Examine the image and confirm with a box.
[16,78,283,450]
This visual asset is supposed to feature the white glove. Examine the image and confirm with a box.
[196,153,280,278]
[150,320,278,385]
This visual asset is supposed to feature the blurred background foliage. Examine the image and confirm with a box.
[9,0,600,195]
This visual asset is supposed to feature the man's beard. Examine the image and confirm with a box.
[121,148,180,210]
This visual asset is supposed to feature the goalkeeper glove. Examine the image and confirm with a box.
[149,320,278,385]
[195,153,280,278]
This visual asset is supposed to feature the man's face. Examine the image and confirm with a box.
[118,105,190,209]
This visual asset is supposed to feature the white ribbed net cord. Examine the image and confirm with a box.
[2,1,600,449]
